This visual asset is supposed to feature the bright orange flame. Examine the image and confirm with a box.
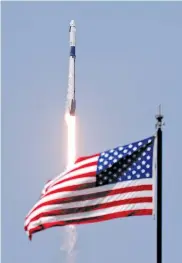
[65,113,76,169]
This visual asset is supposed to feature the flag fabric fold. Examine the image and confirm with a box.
[24,136,155,240]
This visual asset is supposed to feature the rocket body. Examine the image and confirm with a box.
[67,20,76,116]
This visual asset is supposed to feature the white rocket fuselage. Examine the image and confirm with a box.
[67,20,76,116]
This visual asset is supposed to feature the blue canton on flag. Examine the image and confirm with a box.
[96,136,155,186]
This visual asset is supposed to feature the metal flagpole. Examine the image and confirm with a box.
[155,105,164,263]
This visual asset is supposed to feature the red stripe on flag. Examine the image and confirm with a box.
[75,154,99,164]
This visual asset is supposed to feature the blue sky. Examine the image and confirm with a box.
[2,2,182,263]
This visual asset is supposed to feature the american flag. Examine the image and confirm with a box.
[24,136,156,240]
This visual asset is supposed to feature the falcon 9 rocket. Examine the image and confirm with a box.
[66,20,76,116]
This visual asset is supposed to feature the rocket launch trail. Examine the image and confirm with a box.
[66,20,76,116]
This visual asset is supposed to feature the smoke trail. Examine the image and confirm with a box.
[61,225,77,263]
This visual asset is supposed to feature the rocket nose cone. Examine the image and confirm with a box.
[70,20,76,27]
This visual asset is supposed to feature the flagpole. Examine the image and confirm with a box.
[156,105,164,263]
